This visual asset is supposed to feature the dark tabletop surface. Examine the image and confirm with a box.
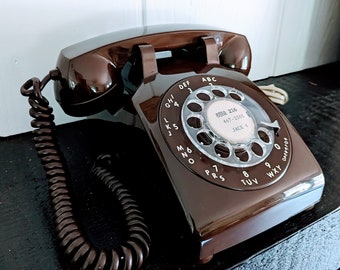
[0,62,339,269]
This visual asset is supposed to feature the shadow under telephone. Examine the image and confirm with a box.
[21,25,324,269]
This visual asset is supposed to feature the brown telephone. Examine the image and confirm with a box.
[21,25,324,269]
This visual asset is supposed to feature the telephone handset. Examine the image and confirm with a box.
[21,25,325,269]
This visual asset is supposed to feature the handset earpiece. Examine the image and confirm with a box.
[54,52,125,117]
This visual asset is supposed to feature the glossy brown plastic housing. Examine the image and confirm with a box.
[53,26,324,265]
[54,25,251,116]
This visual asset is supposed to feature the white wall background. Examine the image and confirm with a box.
[1,0,339,136]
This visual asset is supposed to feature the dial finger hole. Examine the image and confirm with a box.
[187,101,202,112]
[251,142,264,156]
[229,92,243,101]
[235,148,249,162]
[258,129,270,143]
[214,143,231,158]
[212,89,225,97]
[196,92,211,101]
[197,131,213,145]
[187,116,202,129]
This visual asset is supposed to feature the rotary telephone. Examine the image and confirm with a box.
[21,25,325,269]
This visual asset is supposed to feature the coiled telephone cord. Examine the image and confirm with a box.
[20,70,151,270]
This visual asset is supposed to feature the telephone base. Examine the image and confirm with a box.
[199,255,214,264]
[132,69,325,266]
[195,174,324,264]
